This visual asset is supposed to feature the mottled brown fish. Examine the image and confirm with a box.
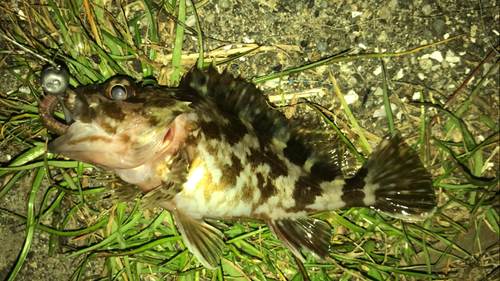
[39,65,436,269]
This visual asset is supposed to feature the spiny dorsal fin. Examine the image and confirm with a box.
[179,65,291,142]
[178,65,342,178]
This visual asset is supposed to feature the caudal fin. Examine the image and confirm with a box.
[344,132,436,220]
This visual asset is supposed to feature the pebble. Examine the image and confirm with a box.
[316,41,328,53]
[430,51,444,62]
[419,58,433,70]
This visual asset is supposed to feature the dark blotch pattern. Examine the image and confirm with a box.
[226,154,244,187]
[310,161,340,182]
[340,188,365,208]
[290,175,323,211]
[283,136,309,167]
[200,121,222,140]
[102,102,127,122]
[198,109,248,146]
[342,167,367,207]
[148,115,160,127]
[179,66,292,157]
[256,173,277,204]
[126,96,149,104]
[67,135,111,146]
[248,147,288,179]
[119,133,131,143]
[149,98,177,109]
[78,107,96,124]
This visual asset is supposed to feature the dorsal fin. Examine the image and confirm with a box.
[179,65,291,142]
[178,65,342,179]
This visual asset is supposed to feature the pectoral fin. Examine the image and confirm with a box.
[174,211,225,269]
[140,150,189,208]
[268,217,332,262]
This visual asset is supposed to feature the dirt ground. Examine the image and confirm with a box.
[0,0,499,280]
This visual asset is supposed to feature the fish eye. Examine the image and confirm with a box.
[110,85,127,100]
[105,77,137,100]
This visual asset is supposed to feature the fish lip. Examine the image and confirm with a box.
[39,94,69,135]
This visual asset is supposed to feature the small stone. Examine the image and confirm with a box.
[352,11,363,18]
[219,0,231,9]
[430,51,443,62]
[316,41,328,53]
[378,31,388,42]
[419,58,433,70]
[205,14,215,24]
[388,0,398,10]
[373,103,397,118]
[379,6,392,21]
[422,4,432,16]
[344,90,359,105]
[445,50,460,63]
[19,86,31,94]
[185,15,195,26]
[347,76,358,88]
[471,25,478,37]
[316,65,327,75]
[395,68,404,79]
[432,19,445,34]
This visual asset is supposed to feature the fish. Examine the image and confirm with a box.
[39,65,437,269]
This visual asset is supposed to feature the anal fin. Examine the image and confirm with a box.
[268,217,332,262]
[173,211,225,269]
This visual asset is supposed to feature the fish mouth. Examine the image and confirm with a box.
[39,94,70,135]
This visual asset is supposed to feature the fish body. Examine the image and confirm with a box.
[42,66,436,269]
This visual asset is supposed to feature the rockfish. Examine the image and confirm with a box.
[39,65,436,269]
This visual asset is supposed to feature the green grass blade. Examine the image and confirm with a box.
[6,168,44,281]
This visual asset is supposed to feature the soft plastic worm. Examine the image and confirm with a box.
[39,94,68,135]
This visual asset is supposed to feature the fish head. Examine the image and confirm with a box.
[44,76,192,171]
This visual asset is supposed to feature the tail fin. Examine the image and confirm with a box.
[344,132,436,220]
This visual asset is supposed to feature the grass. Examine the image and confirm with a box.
[0,0,499,280]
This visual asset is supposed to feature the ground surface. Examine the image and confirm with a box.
[0,0,499,280]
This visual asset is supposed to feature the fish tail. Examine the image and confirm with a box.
[344,132,436,220]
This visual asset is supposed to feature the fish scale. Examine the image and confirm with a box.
[40,64,437,270]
